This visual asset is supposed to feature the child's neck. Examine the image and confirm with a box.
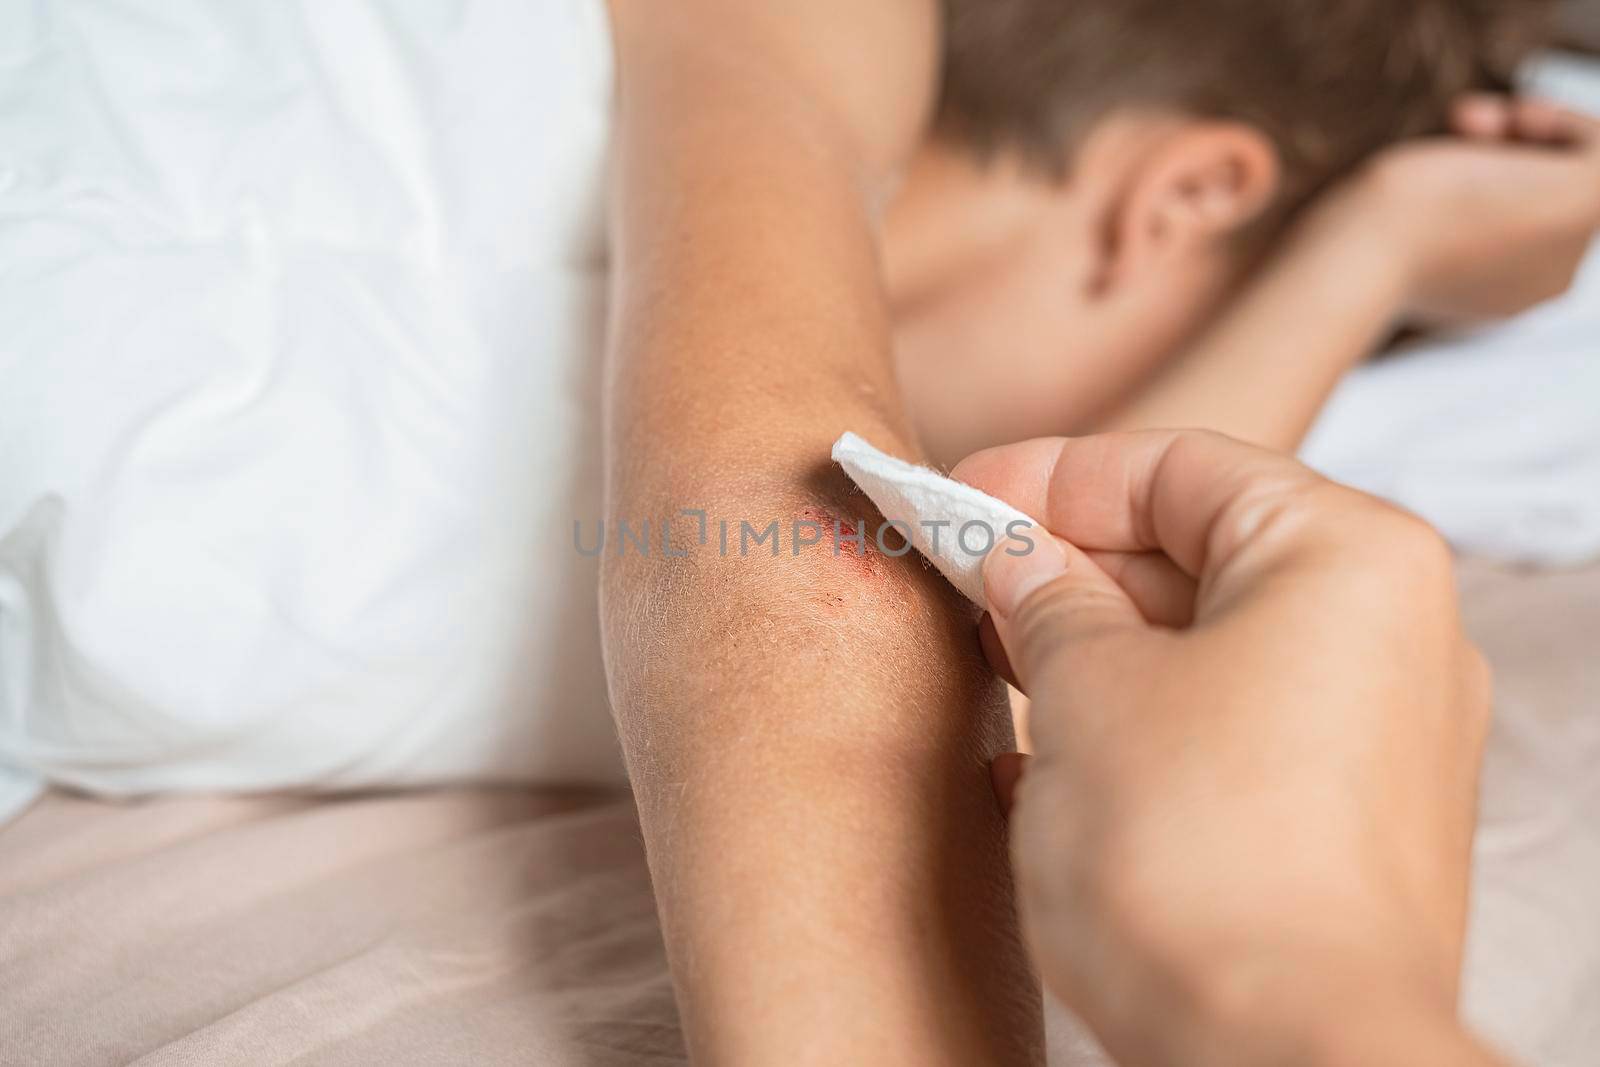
[881,139,1065,318]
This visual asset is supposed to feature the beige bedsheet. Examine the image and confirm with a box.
[1,559,1596,1066]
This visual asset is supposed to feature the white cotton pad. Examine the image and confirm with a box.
[831,433,1041,609]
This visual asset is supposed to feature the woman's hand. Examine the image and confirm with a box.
[958,431,1507,1067]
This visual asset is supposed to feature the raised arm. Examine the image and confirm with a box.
[1096,97,1600,451]
[600,1,1042,1061]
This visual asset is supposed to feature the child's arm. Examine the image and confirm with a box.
[1094,98,1600,451]
[601,1,1042,1062]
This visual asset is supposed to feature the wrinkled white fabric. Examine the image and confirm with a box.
[1302,53,1600,567]
[0,0,624,807]
[832,433,1040,608]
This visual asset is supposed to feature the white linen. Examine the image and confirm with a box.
[0,0,624,803]
[1301,53,1600,566]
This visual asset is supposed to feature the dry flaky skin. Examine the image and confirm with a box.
[598,0,1044,1062]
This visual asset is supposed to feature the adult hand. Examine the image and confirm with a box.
[957,431,1505,1067]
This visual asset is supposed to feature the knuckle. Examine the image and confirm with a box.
[1372,506,1455,580]
[1230,478,1355,562]
[1162,428,1264,482]
[1169,427,1233,453]
[1207,463,1335,557]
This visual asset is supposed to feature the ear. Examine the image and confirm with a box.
[1096,123,1281,294]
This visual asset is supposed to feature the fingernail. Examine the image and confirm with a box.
[985,532,1068,618]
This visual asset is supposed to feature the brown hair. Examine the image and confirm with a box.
[939,0,1553,220]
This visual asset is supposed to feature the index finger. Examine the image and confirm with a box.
[952,430,1329,579]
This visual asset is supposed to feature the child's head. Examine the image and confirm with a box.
[892,0,1552,464]
[938,0,1549,233]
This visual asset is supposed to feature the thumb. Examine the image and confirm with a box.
[983,533,1147,690]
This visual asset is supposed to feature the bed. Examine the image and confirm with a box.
[3,4,1598,1063]
[2,557,1596,1067]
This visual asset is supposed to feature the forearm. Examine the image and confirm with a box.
[602,11,1041,1063]
[605,531,1035,1063]
[1095,201,1407,451]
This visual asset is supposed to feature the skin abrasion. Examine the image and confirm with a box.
[794,503,893,586]
[789,501,961,628]
[795,501,925,567]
